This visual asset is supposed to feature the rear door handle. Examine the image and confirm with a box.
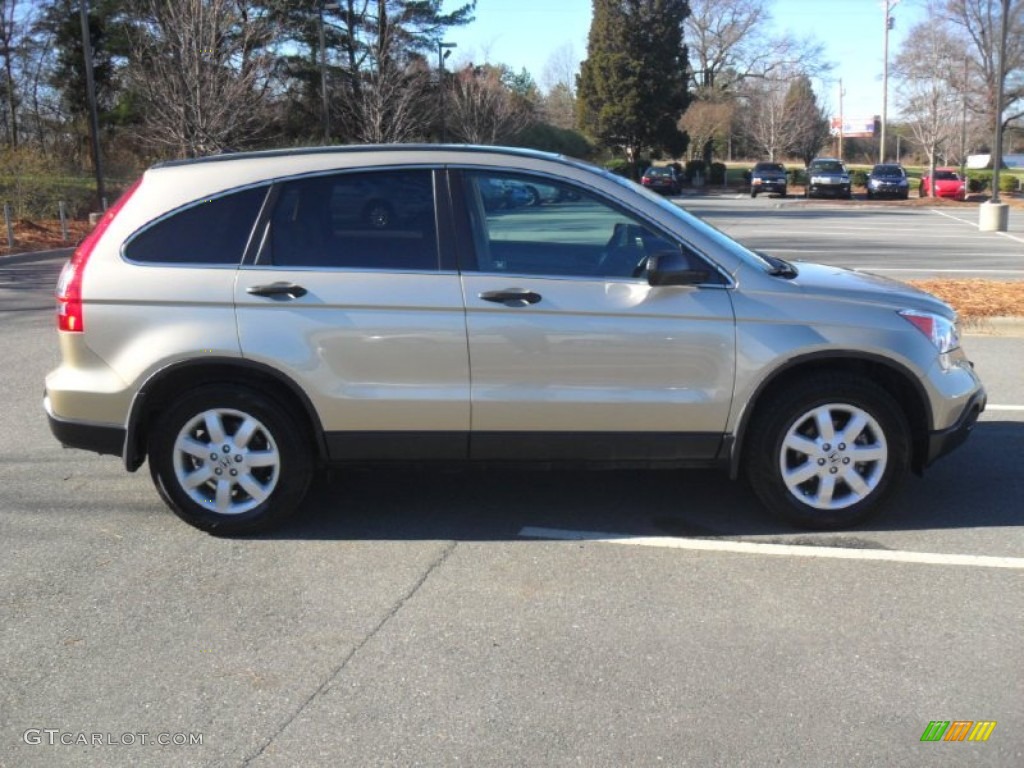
[246,282,308,299]
[479,289,542,307]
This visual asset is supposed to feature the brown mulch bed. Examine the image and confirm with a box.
[908,280,1024,322]
[0,218,93,254]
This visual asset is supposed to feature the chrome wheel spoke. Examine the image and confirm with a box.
[844,469,871,499]
[783,433,819,456]
[784,461,820,486]
[183,464,214,489]
[203,411,227,444]
[840,412,868,444]
[247,448,280,468]
[816,474,836,505]
[813,407,836,442]
[848,444,885,462]
[238,474,270,504]
[176,436,211,460]
[233,417,258,449]
[214,479,233,514]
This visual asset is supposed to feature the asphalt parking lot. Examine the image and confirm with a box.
[1,204,1022,767]
[683,193,1024,282]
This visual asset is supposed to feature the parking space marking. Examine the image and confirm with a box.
[987,404,1024,411]
[519,527,1024,569]
[930,208,1024,245]
[853,267,1024,275]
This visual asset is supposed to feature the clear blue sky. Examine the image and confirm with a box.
[441,0,926,121]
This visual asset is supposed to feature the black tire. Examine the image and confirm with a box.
[866,190,874,200]
[901,190,909,200]
[148,385,313,535]
[779,187,787,198]
[750,189,757,198]
[743,374,910,529]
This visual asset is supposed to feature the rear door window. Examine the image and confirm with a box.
[260,169,439,271]
[124,186,267,265]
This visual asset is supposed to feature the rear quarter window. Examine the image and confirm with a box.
[124,186,267,265]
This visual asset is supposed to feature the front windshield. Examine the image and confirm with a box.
[596,165,773,272]
[934,170,959,180]
[810,161,844,173]
[873,165,903,177]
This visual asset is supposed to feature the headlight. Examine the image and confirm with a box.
[898,309,960,353]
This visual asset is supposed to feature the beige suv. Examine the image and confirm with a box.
[45,146,986,535]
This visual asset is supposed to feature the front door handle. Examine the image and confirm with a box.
[246,282,308,299]
[479,289,542,307]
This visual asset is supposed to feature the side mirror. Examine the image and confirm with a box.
[647,251,710,286]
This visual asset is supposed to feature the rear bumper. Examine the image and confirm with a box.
[923,389,986,467]
[44,392,124,458]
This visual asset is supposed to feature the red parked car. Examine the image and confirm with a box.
[919,168,966,200]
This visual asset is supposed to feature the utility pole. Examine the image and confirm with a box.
[980,0,1010,231]
[880,0,901,163]
[80,0,106,209]
[838,79,845,161]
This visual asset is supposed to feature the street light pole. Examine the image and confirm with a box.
[437,41,456,143]
[990,0,1009,205]
[980,0,1010,231]
[880,0,901,164]
[79,0,106,209]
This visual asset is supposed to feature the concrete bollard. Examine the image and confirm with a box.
[978,201,1009,232]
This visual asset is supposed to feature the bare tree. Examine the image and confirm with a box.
[685,0,830,96]
[352,59,434,143]
[126,0,280,157]
[740,79,789,160]
[679,99,733,160]
[540,43,578,129]
[934,0,1024,139]
[893,21,964,194]
[447,64,534,144]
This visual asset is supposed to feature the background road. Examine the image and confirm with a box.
[1,208,1021,767]
[684,195,1024,281]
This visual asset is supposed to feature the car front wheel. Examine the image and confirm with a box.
[744,375,910,529]
[148,386,313,535]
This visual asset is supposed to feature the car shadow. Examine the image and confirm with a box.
[258,421,1023,542]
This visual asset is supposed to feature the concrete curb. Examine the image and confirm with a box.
[0,247,74,266]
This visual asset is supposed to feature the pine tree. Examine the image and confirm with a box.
[782,75,830,165]
[577,0,690,172]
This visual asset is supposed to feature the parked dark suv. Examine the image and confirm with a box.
[866,164,910,200]
[806,158,852,199]
[749,162,787,197]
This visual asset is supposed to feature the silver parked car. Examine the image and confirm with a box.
[45,145,986,535]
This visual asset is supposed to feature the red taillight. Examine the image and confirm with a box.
[56,178,143,333]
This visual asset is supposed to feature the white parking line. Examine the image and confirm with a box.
[853,267,1024,275]
[519,527,1024,569]
[930,208,1024,245]
[987,405,1024,412]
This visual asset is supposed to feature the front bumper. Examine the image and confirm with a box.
[753,179,786,192]
[923,388,986,467]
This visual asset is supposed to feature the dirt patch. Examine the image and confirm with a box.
[0,218,92,254]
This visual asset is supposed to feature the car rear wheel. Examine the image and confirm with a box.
[148,386,313,535]
[744,375,910,529]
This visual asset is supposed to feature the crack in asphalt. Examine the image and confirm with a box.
[239,540,458,766]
